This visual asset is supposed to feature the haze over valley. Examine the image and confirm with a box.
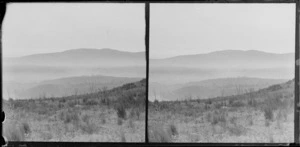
[149,50,294,101]
[3,48,146,99]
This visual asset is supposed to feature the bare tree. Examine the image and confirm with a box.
[186,94,192,101]
[235,84,242,95]
[88,82,96,94]
[221,88,225,97]
[6,88,11,99]
[74,88,79,96]
[102,86,108,92]
[152,89,157,101]
[101,86,108,104]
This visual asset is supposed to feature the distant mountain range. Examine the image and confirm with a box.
[150,50,294,84]
[3,48,146,83]
[151,50,293,68]
[5,48,145,67]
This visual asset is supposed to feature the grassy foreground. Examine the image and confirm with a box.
[3,79,146,142]
[148,80,294,143]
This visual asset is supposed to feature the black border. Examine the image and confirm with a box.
[0,0,297,3]
[1,0,299,146]
[145,2,150,144]
[0,1,5,146]
[295,0,299,144]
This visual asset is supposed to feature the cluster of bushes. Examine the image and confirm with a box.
[209,111,227,125]
[79,114,99,134]
[58,109,99,134]
[59,109,78,124]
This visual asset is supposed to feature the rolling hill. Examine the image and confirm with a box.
[4,75,142,99]
[149,77,289,101]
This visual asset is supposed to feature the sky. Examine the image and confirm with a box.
[2,3,145,57]
[150,4,296,59]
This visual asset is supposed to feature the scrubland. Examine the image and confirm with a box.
[148,80,294,143]
[3,79,146,142]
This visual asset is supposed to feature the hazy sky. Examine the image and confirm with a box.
[150,4,295,59]
[3,3,145,57]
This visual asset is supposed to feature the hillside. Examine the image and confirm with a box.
[149,77,288,101]
[4,75,142,99]
[149,79,294,142]
[150,78,294,107]
[4,79,146,142]
[5,78,146,114]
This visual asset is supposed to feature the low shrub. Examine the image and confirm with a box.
[149,125,172,142]
[264,107,274,121]
[118,117,123,125]
[206,112,212,123]
[41,132,53,140]
[116,105,126,120]
[228,125,245,136]
[128,119,134,129]
[79,119,99,135]
[82,114,90,124]
[3,121,25,141]
[211,111,226,125]
[229,116,237,126]
[64,111,80,124]
[231,100,245,107]
[120,132,126,142]
[166,123,178,136]
[21,121,31,135]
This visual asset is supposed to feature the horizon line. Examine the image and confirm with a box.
[4,48,146,58]
[150,49,295,60]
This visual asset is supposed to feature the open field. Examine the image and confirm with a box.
[3,79,146,142]
[148,80,294,143]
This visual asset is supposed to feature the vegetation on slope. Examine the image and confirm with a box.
[149,79,294,142]
[3,79,146,142]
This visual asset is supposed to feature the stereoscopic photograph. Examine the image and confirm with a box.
[148,4,295,142]
[2,3,146,142]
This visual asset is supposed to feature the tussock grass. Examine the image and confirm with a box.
[101,117,106,124]
[211,111,227,125]
[227,125,245,136]
[166,123,178,136]
[79,114,99,134]
[99,112,106,124]
[60,109,80,125]
[4,121,25,141]
[128,119,134,129]
[149,125,172,142]
[3,79,146,142]
[263,107,274,122]
[118,117,123,125]
[41,132,53,140]
[269,134,274,143]
[116,105,126,120]
[21,121,31,135]
[120,131,126,142]
[148,80,294,142]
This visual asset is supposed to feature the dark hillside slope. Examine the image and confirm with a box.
[149,79,294,113]
[13,75,141,99]
[4,79,146,115]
